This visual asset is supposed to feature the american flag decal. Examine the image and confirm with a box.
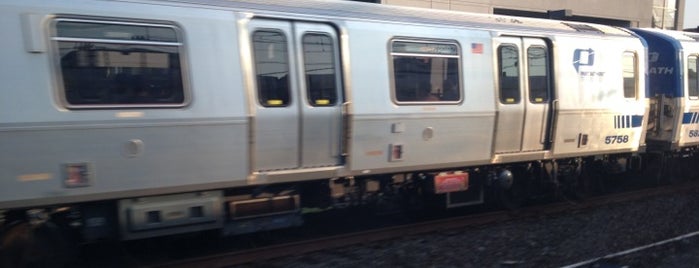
[471,43,483,54]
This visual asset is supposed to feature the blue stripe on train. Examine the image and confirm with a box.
[683,112,695,124]
[631,115,643,127]
[614,115,643,129]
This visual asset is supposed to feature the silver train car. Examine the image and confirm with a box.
[1,0,650,260]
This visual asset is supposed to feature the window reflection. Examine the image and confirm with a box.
[622,53,637,99]
[527,46,549,103]
[688,56,698,98]
[498,45,520,104]
[392,41,461,103]
[55,20,185,107]
[253,31,290,107]
[303,34,337,106]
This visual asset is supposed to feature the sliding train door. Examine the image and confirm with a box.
[248,19,343,171]
[493,37,552,154]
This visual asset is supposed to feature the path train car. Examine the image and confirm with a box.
[0,0,667,263]
[632,29,699,151]
[630,28,699,180]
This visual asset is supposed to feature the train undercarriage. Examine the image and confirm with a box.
[2,151,698,267]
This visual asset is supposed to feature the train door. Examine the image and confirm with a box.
[493,37,552,153]
[248,19,343,171]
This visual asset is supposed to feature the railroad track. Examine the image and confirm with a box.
[149,181,699,268]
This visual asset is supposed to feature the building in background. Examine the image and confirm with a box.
[353,0,686,30]
[652,0,683,29]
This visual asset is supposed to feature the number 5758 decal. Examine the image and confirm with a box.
[605,135,629,144]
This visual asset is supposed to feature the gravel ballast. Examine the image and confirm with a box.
[243,188,699,268]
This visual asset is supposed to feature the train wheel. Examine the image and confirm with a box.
[0,220,74,268]
[562,174,589,201]
[659,155,686,185]
[641,152,665,186]
[664,157,680,184]
[581,161,611,195]
[689,154,699,180]
[497,185,525,210]
[678,154,699,181]
[496,168,528,210]
[579,159,609,197]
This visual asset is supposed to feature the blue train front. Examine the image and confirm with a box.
[632,29,699,152]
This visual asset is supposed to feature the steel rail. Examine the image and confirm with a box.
[149,181,699,268]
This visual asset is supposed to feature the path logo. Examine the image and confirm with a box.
[573,48,595,72]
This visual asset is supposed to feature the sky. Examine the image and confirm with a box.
[686,0,699,29]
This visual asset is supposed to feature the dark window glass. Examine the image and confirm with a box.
[527,46,549,103]
[391,41,460,103]
[252,30,290,107]
[55,20,185,107]
[303,34,337,106]
[498,45,520,104]
[622,52,637,99]
[688,56,699,98]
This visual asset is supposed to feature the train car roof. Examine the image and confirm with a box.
[137,0,634,37]
[633,28,699,43]
[630,28,689,98]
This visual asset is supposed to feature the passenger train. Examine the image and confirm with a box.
[1,0,699,264]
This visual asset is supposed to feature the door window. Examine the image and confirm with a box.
[688,55,698,99]
[498,44,520,104]
[527,46,549,103]
[252,30,291,107]
[622,52,638,99]
[302,33,338,106]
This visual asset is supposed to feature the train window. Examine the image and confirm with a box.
[53,19,186,108]
[391,40,461,103]
[303,33,337,106]
[527,46,549,103]
[252,30,291,107]
[498,45,520,104]
[688,56,699,99]
[622,52,638,99]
